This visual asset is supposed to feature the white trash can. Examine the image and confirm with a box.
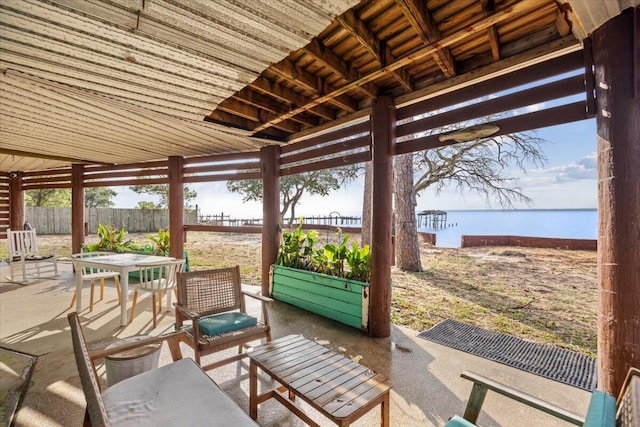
[105,335,161,387]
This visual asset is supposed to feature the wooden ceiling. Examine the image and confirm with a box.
[207,0,579,141]
[0,0,635,172]
[0,0,359,172]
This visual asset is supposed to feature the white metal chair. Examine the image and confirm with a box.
[70,252,121,312]
[6,228,58,283]
[130,259,185,327]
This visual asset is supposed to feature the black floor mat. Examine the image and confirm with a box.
[417,319,596,391]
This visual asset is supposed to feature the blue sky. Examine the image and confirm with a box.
[112,119,598,217]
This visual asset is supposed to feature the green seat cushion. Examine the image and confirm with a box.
[444,415,476,427]
[583,390,616,427]
[197,312,257,336]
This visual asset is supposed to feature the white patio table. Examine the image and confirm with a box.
[73,253,175,326]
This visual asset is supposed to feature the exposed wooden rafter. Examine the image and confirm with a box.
[248,78,336,121]
[303,38,378,98]
[252,0,541,134]
[337,10,413,91]
[231,89,318,128]
[482,0,501,61]
[395,0,456,78]
[270,59,358,112]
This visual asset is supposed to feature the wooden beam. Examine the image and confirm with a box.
[281,151,370,176]
[555,6,572,37]
[205,112,290,139]
[397,74,585,137]
[336,10,380,60]
[216,99,301,134]
[271,59,319,93]
[395,0,456,77]
[249,77,336,121]
[271,60,359,112]
[168,156,184,260]
[305,38,354,81]
[251,0,540,134]
[304,37,378,99]
[217,99,262,122]
[232,90,318,128]
[337,10,413,90]
[381,40,415,91]
[487,26,501,61]
[396,101,589,155]
[592,8,640,396]
[261,145,281,296]
[8,172,24,231]
[397,49,584,120]
[71,164,84,254]
[369,95,394,338]
[583,37,597,117]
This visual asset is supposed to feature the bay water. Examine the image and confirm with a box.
[419,209,598,248]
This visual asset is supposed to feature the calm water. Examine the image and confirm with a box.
[419,209,598,248]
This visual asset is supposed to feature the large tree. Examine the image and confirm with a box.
[25,188,118,207]
[129,184,197,208]
[25,189,71,207]
[227,167,359,226]
[85,187,117,208]
[392,130,546,271]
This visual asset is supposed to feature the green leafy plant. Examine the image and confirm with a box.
[277,220,318,269]
[277,221,371,282]
[149,228,170,255]
[345,241,371,282]
[84,223,136,252]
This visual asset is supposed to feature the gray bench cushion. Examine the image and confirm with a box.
[102,358,258,426]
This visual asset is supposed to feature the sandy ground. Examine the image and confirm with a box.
[4,231,597,356]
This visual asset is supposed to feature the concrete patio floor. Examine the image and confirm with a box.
[1,262,591,426]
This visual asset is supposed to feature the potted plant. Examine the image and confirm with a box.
[270,221,371,331]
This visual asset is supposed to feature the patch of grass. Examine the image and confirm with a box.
[27,233,598,356]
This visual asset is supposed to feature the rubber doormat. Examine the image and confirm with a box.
[417,319,596,391]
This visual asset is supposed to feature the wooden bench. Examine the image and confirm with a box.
[248,334,391,427]
[68,312,258,426]
[445,370,640,427]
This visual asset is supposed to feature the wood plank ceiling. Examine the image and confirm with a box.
[207,0,582,141]
[0,0,635,173]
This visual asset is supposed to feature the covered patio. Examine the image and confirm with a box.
[0,262,591,426]
[1,0,638,425]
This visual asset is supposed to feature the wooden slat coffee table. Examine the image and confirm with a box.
[248,334,391,427]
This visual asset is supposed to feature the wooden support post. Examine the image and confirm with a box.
[592,7,640,396]
[8,171,24,231]
[168,156,184,260]
[71,164,85,254]
[261,145,281,296]
[369,95,394,338]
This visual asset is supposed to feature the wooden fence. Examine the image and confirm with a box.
[461,235,597,250]
[23,207,197,235]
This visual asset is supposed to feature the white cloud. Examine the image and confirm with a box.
[549,153,597,182]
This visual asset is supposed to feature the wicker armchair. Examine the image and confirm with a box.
[174,266,273,371]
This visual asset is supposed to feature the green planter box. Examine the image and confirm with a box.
[270,264,370,331]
